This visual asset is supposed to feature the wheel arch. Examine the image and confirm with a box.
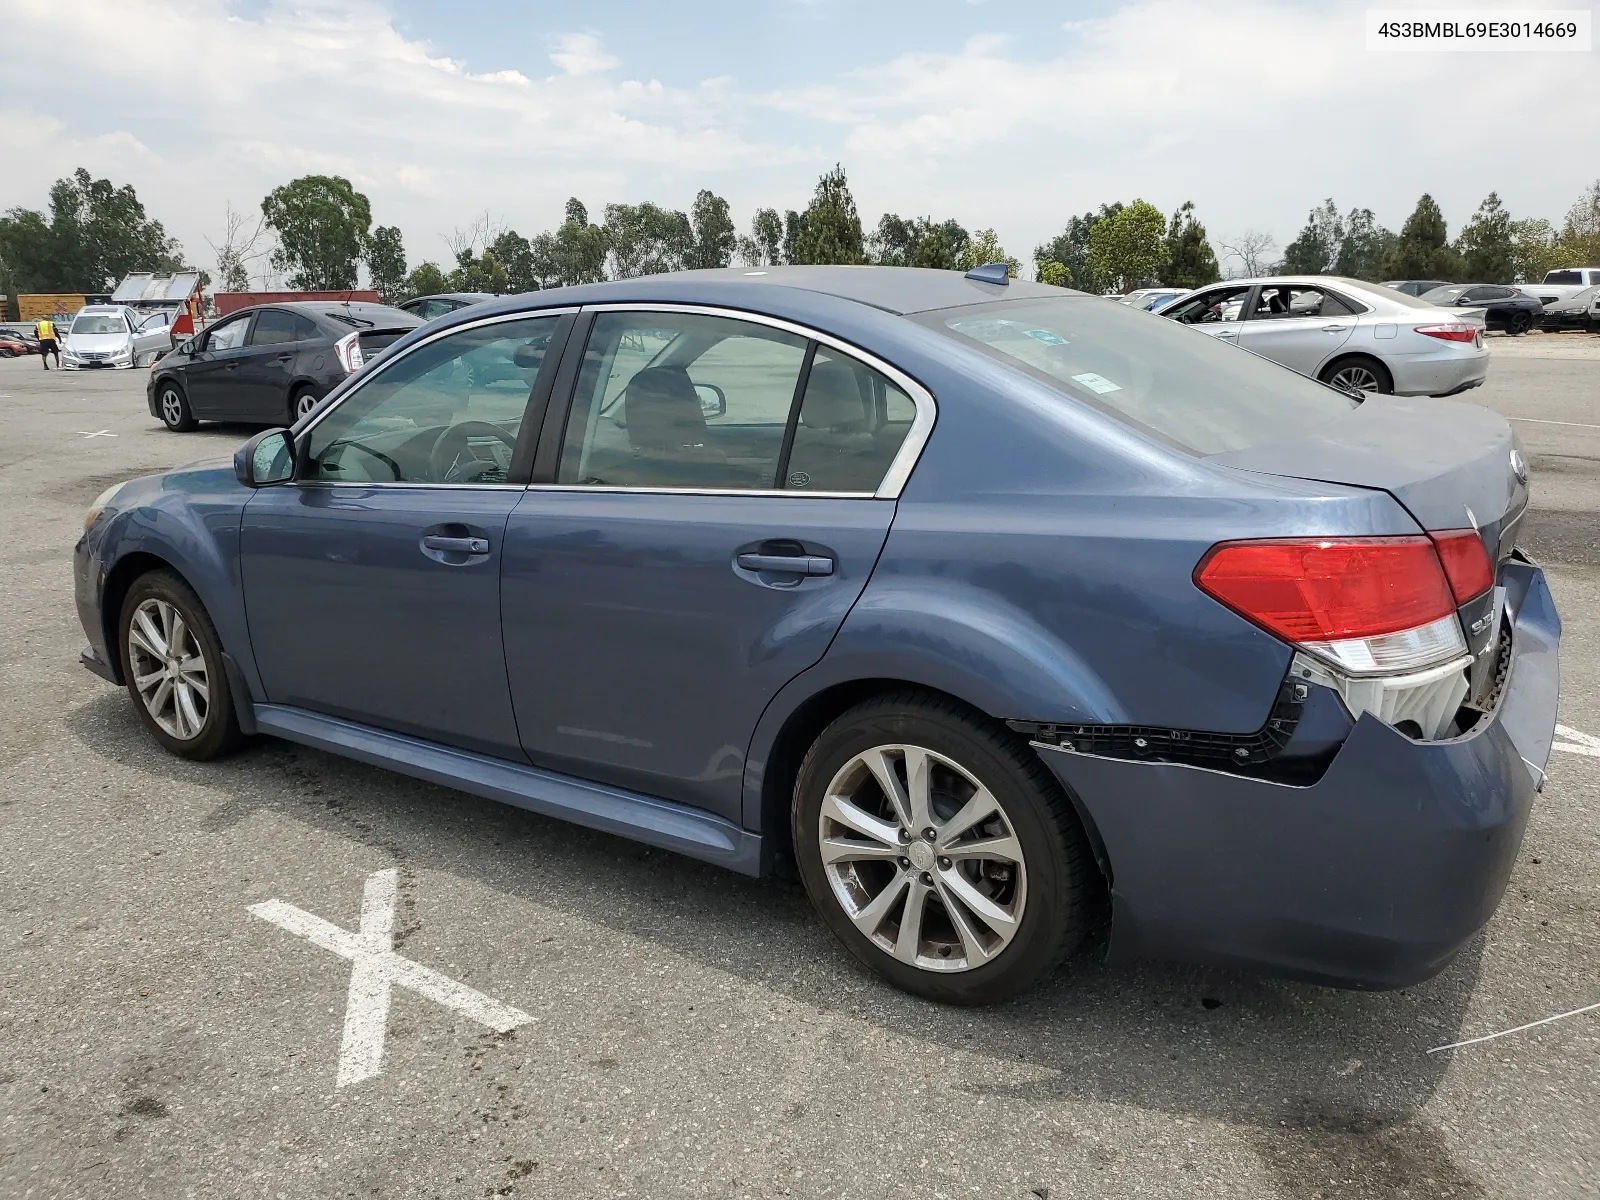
[746,673,1113,888]
[100,550,178,680]
[1319,351,1393,392]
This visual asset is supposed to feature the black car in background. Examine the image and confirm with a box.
[1419,284,1545,335]
[397,292,495,320]
[1381,279,1452,297]
[147,302,422,432]
[1539,285,1599,332]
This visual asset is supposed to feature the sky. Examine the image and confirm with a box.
[1,0,1597,284]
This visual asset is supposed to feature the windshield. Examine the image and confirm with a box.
[918,296,1359,455]
[1419,286,1468,303]
[70,314,129,335]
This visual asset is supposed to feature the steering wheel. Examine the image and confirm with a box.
[428,420,518,483]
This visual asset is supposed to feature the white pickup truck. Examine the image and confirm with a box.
[1522,268,1600,305]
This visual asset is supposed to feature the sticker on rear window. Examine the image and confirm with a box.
[1025,328,1066,345]
[1071,372,1122,394]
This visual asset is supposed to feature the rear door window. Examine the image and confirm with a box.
[249,309,299,345]
[921,296,1359,455]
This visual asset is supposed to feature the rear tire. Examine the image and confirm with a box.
[1320,355,1393,396]
[118,570,243,761]
[158,380,197,432]
[290,386,321,424]
[1509,312,1532,336]
[791,691,1095,1005]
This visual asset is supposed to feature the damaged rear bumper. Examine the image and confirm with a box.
[1034,560,1560,989]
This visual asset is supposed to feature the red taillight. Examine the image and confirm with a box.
[1429,528,1494,603]
[1414,323,1477,343]
[1194,537,1455,642]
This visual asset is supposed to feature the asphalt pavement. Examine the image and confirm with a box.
[1,335,1597,1199]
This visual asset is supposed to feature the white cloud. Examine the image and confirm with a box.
[0,0,1595,285]
[550,32,621,76]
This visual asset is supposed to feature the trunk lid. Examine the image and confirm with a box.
[1208,397,1528,555]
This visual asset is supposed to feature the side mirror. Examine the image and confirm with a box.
[235,428,296,488]
[695,383,727,420]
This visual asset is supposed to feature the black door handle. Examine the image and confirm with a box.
[422,535,489,555]
[736,552,833,576]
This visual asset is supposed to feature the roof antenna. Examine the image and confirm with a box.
[964,263,1010,285]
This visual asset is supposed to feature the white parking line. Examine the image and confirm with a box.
[1428,999,1600,1054]
[76,429,116,439]
[249,869,533,1088]
[1552,724,1600,758]
[1508,417,1600,431]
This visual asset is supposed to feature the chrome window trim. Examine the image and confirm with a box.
[576,302,936,500]
[295,306,581,442]
[523,484,879,499]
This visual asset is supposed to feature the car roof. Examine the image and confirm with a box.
[227,301,422,323]
[474,266,1071,317]
[409,292,496,303]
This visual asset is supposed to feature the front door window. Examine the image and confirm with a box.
[305,316,562,485]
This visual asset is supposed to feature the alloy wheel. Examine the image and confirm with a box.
[126,597,210,740]
[295,391,319,420]
[161,387,185,428]
[1329,364,1379,394]
[817,744,1027,972]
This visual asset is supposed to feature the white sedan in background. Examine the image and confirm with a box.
[1159,276,1488,396]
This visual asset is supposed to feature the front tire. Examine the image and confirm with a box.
[118,571,242,760]
[1320,355,1393,396]
[791,692,1095,1005]
[157,380,197,432]
[1509,312,1532,336]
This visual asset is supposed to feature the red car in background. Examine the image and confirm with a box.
[0,328,41,357]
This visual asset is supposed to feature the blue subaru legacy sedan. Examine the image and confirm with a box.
[75,266,1560,1005]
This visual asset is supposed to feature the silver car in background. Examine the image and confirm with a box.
[1160,276,1488,396]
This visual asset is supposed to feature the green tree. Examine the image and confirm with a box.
[447,247,508,294]
[794,165,866,265]
[1087,200,1169,292]
[365,225,407,303]
[261,175,372,290]
[0,167,184,291]
[687,190,737,270]
[1034,205,1120,292]
[1279,198,1344,275]
[751,208,784,265]
[488,230,537,293]
[1509,217,1559,283]
[1334,208,1395,280]
[1558,179,1600,266]
[1160,201,1220,288]
[604,201,693,277]
[1037,260,1068,287]
[868,214,969,269]
[1386,193,1458,281]
[529,199,608,287]
[404,261,448,297]
[1454,192,1515,282]
[782,210,804,265]
[955,228,1019,276]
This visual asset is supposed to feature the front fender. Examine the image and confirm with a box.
[89,472,259,700]
[740,579,1125,831]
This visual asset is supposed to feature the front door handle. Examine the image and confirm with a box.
[1322,324,1347,333]
[422,535,489,555]
[737,552,833,576]
[276,352,293,361]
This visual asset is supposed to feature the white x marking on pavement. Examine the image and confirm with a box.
[77,429,116,438]
[249,869,532,1087]
[1552,724,1600,759]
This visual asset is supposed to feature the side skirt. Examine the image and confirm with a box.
[253,704,764,876]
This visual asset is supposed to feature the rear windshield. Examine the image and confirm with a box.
[917,297,1358,455]
[1543,270,1583,285]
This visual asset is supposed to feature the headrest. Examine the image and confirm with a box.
[802,359,869,431]
[624,365,707,451]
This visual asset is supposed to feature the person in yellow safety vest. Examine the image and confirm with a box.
[34,315,63,370]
